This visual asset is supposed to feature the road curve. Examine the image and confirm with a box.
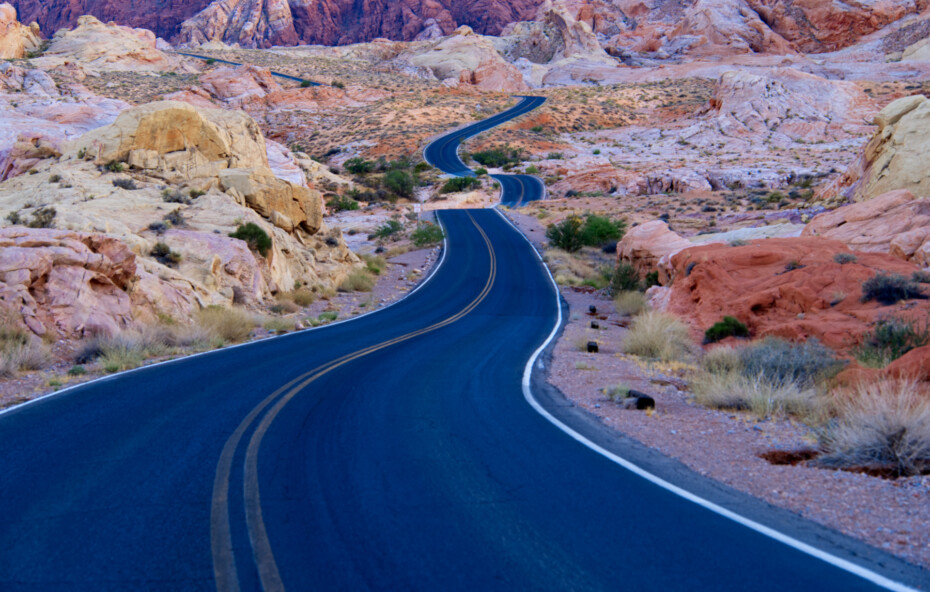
[0,101,926,591]
[424,95,547,207]
[175,52,322,86]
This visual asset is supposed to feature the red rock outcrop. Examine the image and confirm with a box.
[177,0,547,48]
[7,0,214,40]
[659,237,929,351]
[745,0,928,53]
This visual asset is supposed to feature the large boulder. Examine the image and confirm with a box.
[616,220,692,280]
[220,168,322,233]
[659,237,928,350]
[34,15,181,72]
[803,189,930,266]
[825,95,930,202]
[0,2,40,59]
[0,227,137,338]
[200,65,281,107]
[66,100,269,179]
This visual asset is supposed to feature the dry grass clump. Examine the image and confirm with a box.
[263,317,297,334]
[692,371,819,418]
[195,306,256,343]
[0,321,51,377]
[339,269,376,292]
[544,249,606,288]
[622,312,696,362]
[613,291,649,317]
[693,338,843,419]
[276,288,316,308]
[817,379,930,476]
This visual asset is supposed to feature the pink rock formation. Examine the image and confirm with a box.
[617,220,692,280]
[177,0,547,48]
[0,227,137,338]
[803,189,930,266]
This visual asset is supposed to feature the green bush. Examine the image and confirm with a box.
[327,195,360,212]
[471,146,522,168]
[344,158,374,175]
[230,222,272,256]
[26,207,56,229]
[384,170,413,198]
[474,167,488,176]
[704,316,749,343]
[580,215,626,246]
[862,273,926,305]
[411,224,444,247]
[856,316,930,367]
[105,160,125,173]
[610,263,640,293]
[300,80,313,88]
[372,219,403,240]
[525,165,540,174]
[833,252,858,265]
[440,176,481,194]
[546,216,584,252]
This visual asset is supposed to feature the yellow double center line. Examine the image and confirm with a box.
[211,213,498,592]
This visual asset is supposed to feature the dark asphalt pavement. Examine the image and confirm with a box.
[0,96,925,592]
[424,95,547,206]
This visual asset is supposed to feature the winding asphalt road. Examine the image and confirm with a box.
[424,95,547,206]
[0,100,926,591]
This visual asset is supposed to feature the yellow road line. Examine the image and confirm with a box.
[211,212,497,591]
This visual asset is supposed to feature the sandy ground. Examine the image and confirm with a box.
[503,207,930,571]
[0,245,441,410]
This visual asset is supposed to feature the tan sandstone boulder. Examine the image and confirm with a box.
[66,100,269,179]
[0,3,41,59]
[220,168,322,234]
[803,189,930,266]
[825,95,930,202]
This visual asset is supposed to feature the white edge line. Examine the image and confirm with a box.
[491,206,921,592]
[0,222,450,421]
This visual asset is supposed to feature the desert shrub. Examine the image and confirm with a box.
[344,158,374,175]
[68,365,86,376]
[162,189,192,205]
[189,189,206,199]
[112,178,138,190]
[164,209,185,227]
[327,195,359,212]
[580,215,626,246]
[546,216,584,252]
[230,223,272,256]
[332,80,345,89]
[105,160,125,173]
[471,146,522,168]
[440,176,481,194]
[605,383,631,402]
[525,165,540,174]
[372,219,403,240]
[912,270,930,284]
[474,168,488,176]
[704,316,749,343]
[861,273,925,305]
[613,291,648,316]
[148,221,168,234]
[282,288,316,307]
[834,252,858,265]
[547,152,564,159]
[196,306,255,343]
[270,301,299,315]
[383,170,414,198]
[544,249,603,287]
[855,316,930,368]
[622,312,695,361]
[300,80,313,88]
[339,269,375,292]
[741,337,843,385]
[411,224,444,247]
[151,242,181,267]
[817,379,930,476]
[609,263,640,293]
[361,253,387,275]
[26,207,56,229]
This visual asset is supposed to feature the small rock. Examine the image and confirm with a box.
[587,341,599,353]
